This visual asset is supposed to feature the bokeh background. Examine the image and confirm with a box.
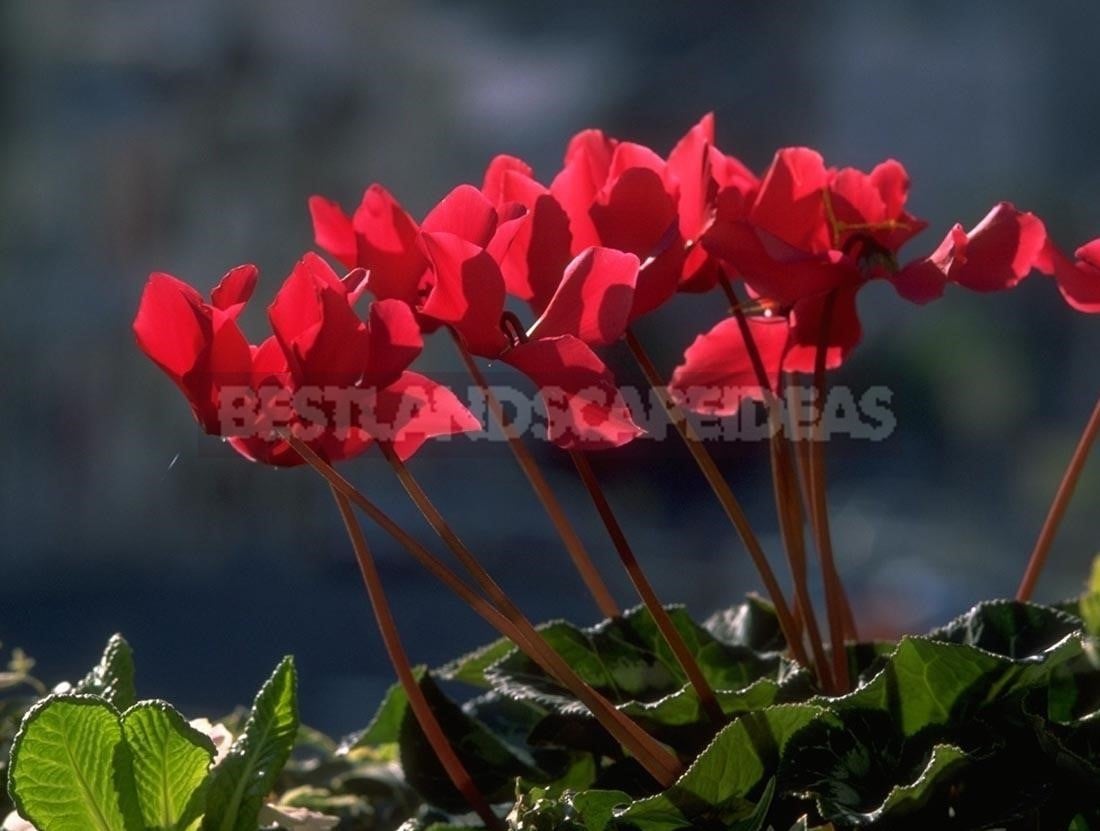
[3,1,1099,735]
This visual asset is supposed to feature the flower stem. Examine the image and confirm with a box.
[719,277,834,692]
[1017,393,1100,601]
[451,332,621,619]
[568,449,726,725]
[456,330,719,720]
[282,433,681,786]
[329,486,503,831]
[623,328,809,670]
[787,386,857,642]
[378,442,684,787]
[808,292,851,692]
[281,432,522,637]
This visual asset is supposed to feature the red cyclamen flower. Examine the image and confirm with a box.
[690,146,927,384]
[311,181,645,450]
[134,254,479,466]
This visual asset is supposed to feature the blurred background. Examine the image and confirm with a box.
[3,1,1099,735]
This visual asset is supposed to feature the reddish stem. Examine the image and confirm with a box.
[283,432,681,786]
[808,292,852,691]
[720,278,834,691]
[787,378,859,643]
[451,332,621,619]
[1017,394,1100,601]
[569,450,726,725]
[623,329,809,670]
[329,487,503,830]
[378,443,684,787]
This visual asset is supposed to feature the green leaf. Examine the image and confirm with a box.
[487,605,776,712]
[831,632,1083,737]
[861,744,968,822]
[9,694,142,831]
[611,705,827,829]
[121,700,215,830]
[340,667,427,753]
[201,656,298,831]
[565,790,631,831]
[76,635,136,711]
[438,639,515,689]
[702,595,784,653]
[927,600,1082,659]
[398,674,538,811]
[619,677,781,728]
[1080,556,1100,637]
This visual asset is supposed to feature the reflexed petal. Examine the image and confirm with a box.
[210,265,259,317]
[940,202,1047,292]
[364,298,424,387]
[829,161,927,252]
[1038,238,1100,313]
[503,335,643,450]
[703,220,859,307]
[751,147,831,252]
[487,175,573,313]
[268,255,369,386]
[670,315,788,416]
[352,184,427,304]
[589,166,684,320]
[482,154,535,204]
[419,231,508,357]
[590,167,678,257]
[133,273,211,381]
[892,257,948,304]
[785,287,862,373]
[528,247,639,346]
[373,371,482,460]
[308,196,358,268]
[666,113,716,242]
[421,184,498,247]
[551,129,616,252]
[607,141,667,181]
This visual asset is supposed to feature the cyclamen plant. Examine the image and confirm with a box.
[119,114,1100,828]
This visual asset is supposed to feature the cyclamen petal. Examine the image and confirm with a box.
[133,272,255,435]
[481,162,573,313]
[551,129,617,252]
[670,315,789,416]
[828,161,927,253]
[1037,238,1100,313]
[133,273,211,381]
[351,184,427,305]
[482,154,535,205]
[210,265,259,317]
[935,202,1047,293]
[589,167,683,320]
[666,112,718,245]
[364,298,424,388]
[703,220,860,308]
[308,196,359,268]
[784,287,863,374]
[421,184,498,247]
[750,147,832,253]
[607,141,668,182]
[528,247,640,346]
[503,335,643,450]
[268,254,370,387]
[419,231,508,357]
[373,371,483,461]
[666,113,759,292]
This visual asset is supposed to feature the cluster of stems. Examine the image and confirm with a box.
[284,263,1097,821]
